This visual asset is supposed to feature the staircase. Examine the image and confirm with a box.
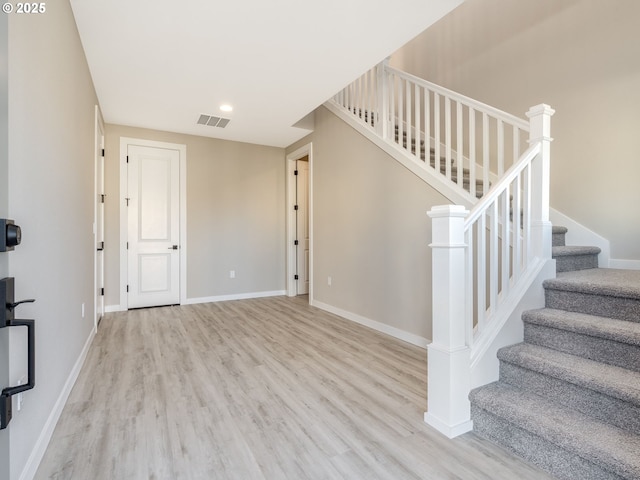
[394,125,486,198]
[470,226,640,480]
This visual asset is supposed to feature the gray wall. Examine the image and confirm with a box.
[103,125,286,306]
[287,107,449,340]
[7,2,99,478]
[391,0,640,262]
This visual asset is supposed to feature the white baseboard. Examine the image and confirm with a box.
[424,411,473,439]
[105,304,123,313]
[19,328,96,480]
[183,290,286,305]
[311,300,429,349]
[609,259,640,270]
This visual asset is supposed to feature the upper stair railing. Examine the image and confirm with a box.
[332,59,530,200]
[329,60,555,440]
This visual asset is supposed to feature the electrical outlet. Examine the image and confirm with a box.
[327,276,332,286]
[229,270,235,279]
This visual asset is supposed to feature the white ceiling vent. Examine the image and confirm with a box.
[197,114,230,128]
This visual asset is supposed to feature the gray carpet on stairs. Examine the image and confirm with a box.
[469,226,640,480]
[524,308,640,372]
[545,268,640,322]
[471,383,640,480]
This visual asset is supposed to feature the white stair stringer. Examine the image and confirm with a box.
[323,100,478,209]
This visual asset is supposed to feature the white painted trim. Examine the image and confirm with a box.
[424,411,473,439]
[93,105,105,332]
[549,207,610,267]
[609,259,640,270]
[18,328,96,480]
[119,138,187,309]
[311,299,429,349]
[183,290,286,305]
[285,143,313,302]
[105,304,124,313]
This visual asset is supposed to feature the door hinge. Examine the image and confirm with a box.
[126,242,129,250]
[97,241,104,251]
[125,198,130,206]
[294,170,298,175]
[126,155,129,163]
[294,240,299,245]
[101,148,105,157]
[126,285,129,293]
[294,205,298,210]
[100,288,104,296]
[100,194,105,203]
[294,274,299,280]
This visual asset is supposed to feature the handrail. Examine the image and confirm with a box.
[465,142,541,228]
[385,66,529,131]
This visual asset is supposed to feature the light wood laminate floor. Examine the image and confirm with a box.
[35,296,553,480]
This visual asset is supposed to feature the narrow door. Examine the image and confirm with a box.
[127,145,180,308]
[296,158,309,295]
[95,114,105,325]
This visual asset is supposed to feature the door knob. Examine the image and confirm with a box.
[168,245,179,250]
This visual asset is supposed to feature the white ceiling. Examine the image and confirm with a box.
[70,0,462,148]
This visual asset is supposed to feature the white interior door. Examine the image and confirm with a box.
[296,159,309,295]
[127,145,180,308]
[95,118,105,324]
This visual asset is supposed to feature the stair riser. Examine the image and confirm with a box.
[499,362,640,435]
[471,405,622,480]
[552,232,566,247]
[524,323,640,373]
[545,289,640,323]
[554,254,598,273]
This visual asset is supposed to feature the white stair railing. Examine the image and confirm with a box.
[332,60,530,199]
[331,61,554,439]
[425,104,554,438]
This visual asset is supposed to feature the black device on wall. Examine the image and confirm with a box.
[1,219,21,252]
[0,277,35,429]
[0,219,35,429]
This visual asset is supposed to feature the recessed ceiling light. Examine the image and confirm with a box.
[220,104,233,112]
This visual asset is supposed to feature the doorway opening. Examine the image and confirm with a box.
[286,144,312,300]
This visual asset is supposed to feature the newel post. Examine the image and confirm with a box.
[425,205,473,438]
[376,58,389,140]
[527,104,555,260]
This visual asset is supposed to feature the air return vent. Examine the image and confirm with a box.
[197,114,230,128]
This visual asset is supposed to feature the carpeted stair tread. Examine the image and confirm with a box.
[523,308,640,348]
[498,343,640,406]
[544,268,640,300]
[552,245,601,257]
[470,382,640,479]
[552,226,568,235]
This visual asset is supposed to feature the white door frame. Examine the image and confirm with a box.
[286,143,313,300]
[119,137,187,310]
[93,105,104,330]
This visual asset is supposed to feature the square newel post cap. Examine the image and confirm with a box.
[427,205,469,219]
[526,103,555,118]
